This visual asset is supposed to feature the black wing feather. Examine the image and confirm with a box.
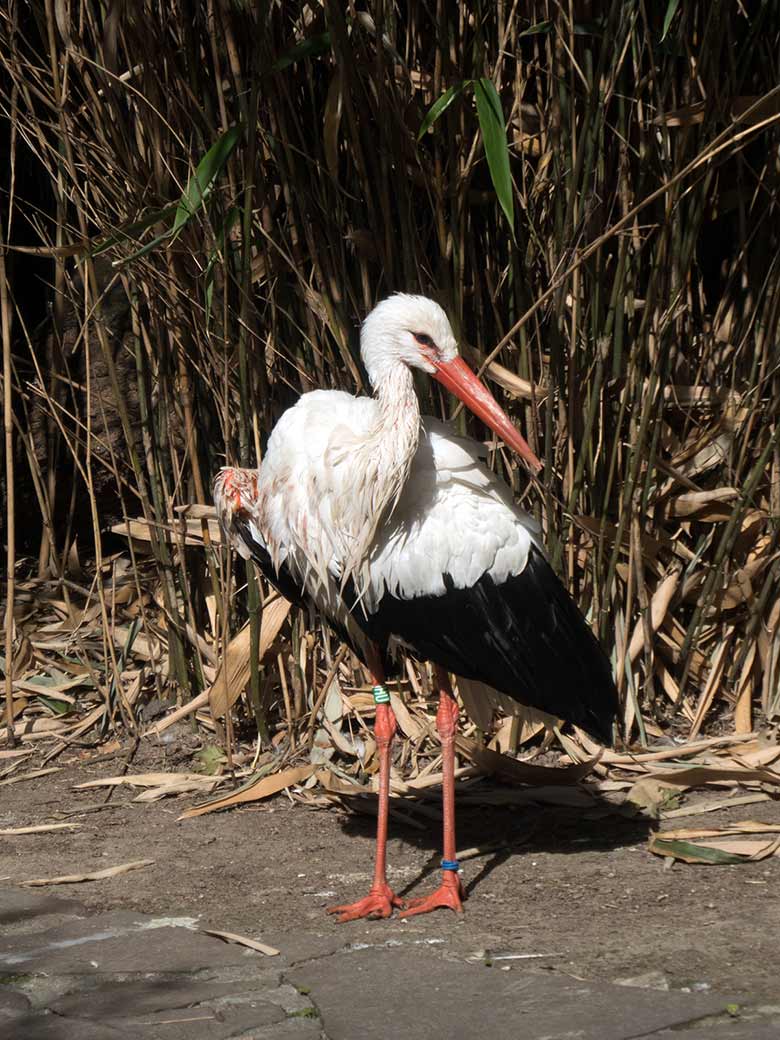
[357,545,618,745]
[232,516,307,608]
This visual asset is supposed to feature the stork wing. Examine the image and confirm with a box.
[358,545,617,745]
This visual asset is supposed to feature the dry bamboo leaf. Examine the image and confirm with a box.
[0,767,62,786]
[75,772,217,789]
[624,778,681,818]
[389,691,424,741]
[668,487,738,519]
[111,516,223,547]
[14,675,88,696]
[175,503,218,520]
[201,929,279,956]
[315,768,368,797]
[735,643,757,734]
[655,661,681,705]
[400,765,479,791]
[456,786,595,808]
[144,689,210,735]
[178,764,316,819]
[573,516,666,560]
[714,558,772,613]
[322,718,364,757]
[455,735,598,785]
[0,718,69,743]
[662,793,771,819]
[660,820,780,839]
[657,95,780,128]
[479,358,547,402]
[688,636,732,739]
[700,837,780,860]
[133,778,222,801]
[627,569,680,663]
[734,745,780,768]
[0,823,81,835]
[649,764,780,787]
[21,859,154,886]
[650,828,780,864]
[209,596,292,718]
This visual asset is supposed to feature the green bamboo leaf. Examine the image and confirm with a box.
[519,20,552,37]
[90,203,180,257]
[473,77,514,236]
[272,32,332,72]
[172,124,243,237]
[417,81,467,141]
[37,695,72,716]
[651,838,746,865]
[118,230,175,266]
[661,0,680,41]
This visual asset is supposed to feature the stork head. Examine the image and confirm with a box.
[360,293,542,473]
[360,294,458,384]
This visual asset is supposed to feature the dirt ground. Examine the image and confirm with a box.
[2,735,779,1008]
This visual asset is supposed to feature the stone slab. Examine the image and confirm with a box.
[0,887,86,925]
[289,945,737,1040]
[48,976,279,1018]
[3,1011,132,1039]
[0,985,32,1019]
[0,910,257,974]
[652,1017,780,1039]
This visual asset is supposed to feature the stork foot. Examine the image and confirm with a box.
[399,872,465,918]
[327,883,404,923]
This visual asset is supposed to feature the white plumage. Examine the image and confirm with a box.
[214,294,541,664]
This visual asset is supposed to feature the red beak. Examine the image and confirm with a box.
[432,356,542,474]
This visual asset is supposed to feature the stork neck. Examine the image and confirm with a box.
[341,362,420,584]
[371,362,421,482]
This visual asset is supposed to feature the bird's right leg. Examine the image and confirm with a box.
[327,654,404,923]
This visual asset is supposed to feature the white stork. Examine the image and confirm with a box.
[214,294,618,922]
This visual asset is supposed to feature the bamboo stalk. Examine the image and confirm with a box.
[1,225,16,747]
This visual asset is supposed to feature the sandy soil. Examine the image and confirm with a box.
[2,736,779,1006]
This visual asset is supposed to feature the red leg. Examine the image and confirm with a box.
[400,667,465,918]
[327,659,404,922]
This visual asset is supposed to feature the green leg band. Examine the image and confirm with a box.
[372,684,391,705]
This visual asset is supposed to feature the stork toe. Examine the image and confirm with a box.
[398,874,465,918]
[327,884,404,923]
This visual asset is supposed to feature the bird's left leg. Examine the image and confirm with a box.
[400,666,465,917]
[327,656,404,923]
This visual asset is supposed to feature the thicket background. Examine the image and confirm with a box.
[1,1,779,751]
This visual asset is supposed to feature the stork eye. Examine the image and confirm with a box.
[412,332,435,348]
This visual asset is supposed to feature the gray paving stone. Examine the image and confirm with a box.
[651,1016,780,1039]
[2,1010,132,1039]
[0,890,319,1039]
[0,909,255,974]
[289,945,737,1040]
[233,1019,322,1040]
[8,984,310,1040]
[0,985,32,1019]
[0,888,86,925]
[48,976,279,1018]
[100,1001,286,1039]
[262,928,343,966]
